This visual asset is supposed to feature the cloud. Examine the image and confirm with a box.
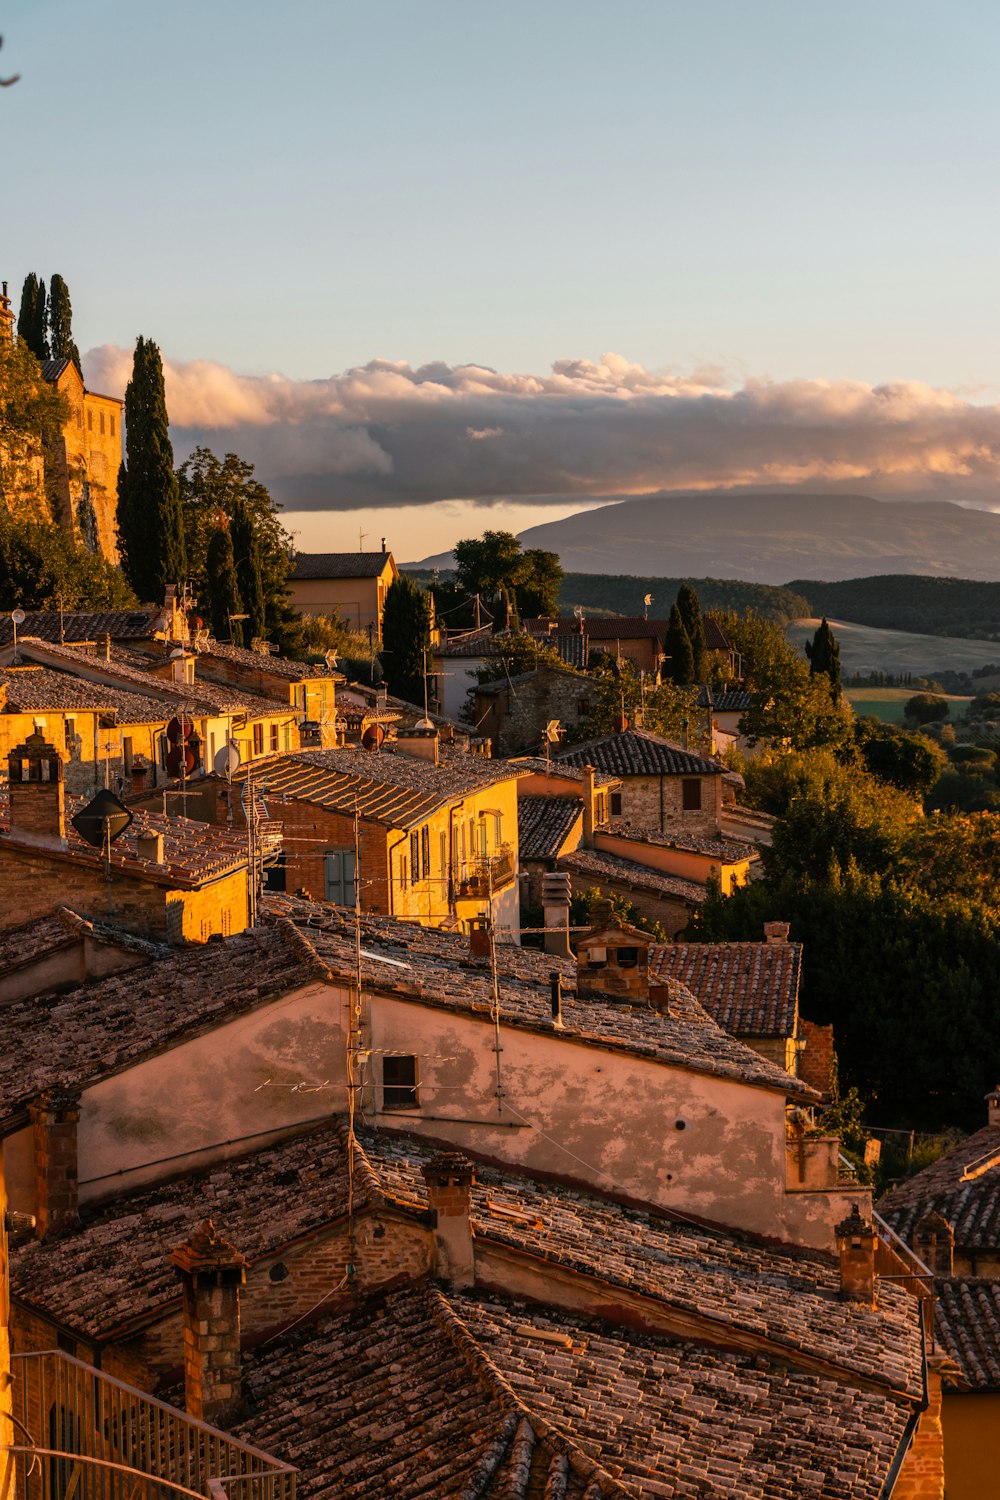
[82,346,1000,512]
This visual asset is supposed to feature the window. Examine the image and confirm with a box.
[577,698,591,716]
[610,791,623,817]
[421,825,430,877]
[682,778,702,811]
[324,848,357,906]
[87,410,93,431]
[253,722,264,755]
[616,946,640,968]
[410,829,421,881]
[110,414,116,437]
[270,722,279,753]
[400,854,408,889]
[266,852,287,893]
[492,812,502,846]
[99,412,105,435]
[382,1054,418,1110]
[65,717,76,746]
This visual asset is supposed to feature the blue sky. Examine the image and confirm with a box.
[6,1,1000,557]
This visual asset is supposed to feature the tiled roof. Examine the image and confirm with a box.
[555,633,589,669]
[0,922,322,1123]
[0,608,161,646]
[934,1278,1000,1390]
[474,664,585,697]
[264,897,814,1097]
[359,1130,922,1400]
[334,687,401,726]
[509,756,620,787]
[703,617,731,652]
[290,551,393,580]
[559,849,705,906]
[195,640,339,681]
[600,821,758,862]
[0,794,248,890]
[518,796,581,860]
[0,907,168,976]
[878,1124,1000,1251]
[526,617,667,642]
[697,686,754,712]
[11,1119,358,1338]
[650,942,801,1038]
[444,1289,912,1500]
[557,730,723,779]
[24,642,294,719]
[435,627,499,659]
[237,745,525,830]
[0,665,170,723]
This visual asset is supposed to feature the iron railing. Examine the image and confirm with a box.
[8,1349,295,1500]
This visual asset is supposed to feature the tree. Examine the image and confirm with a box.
[805,617,842,702]
[17,273,47,359]
[117,337,186,602]
[905,693,949,725]
[518,548,564,617]
[204,521,243,642]
[381,574,431,704]
[177,447,302,654]
[230,500,266,642]
[713,608,853,751]
[47,274,81,372]
[675,584,707,681]
[0,512,136,610]
[568,657,697,743]
[663,602,695,685]
[452,530,563,626]
[854,718,946,799]
[0,335,69,514]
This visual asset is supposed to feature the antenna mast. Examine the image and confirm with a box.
[486,861,504,1117]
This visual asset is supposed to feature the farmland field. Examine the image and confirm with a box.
[786,618,1000,678]
[844,687,971,725]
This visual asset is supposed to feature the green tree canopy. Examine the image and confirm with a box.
[381,574,432,705]
[17,273,48,360]
[805,616,842,701]
[47,274,81,372]
[905,693,949,725]
[0,512,136,611]
[0,335,69,514]
[204,521,243,642]
[854,718,946,798]
[569,657,697,743]
[712,608,853,750]
[663,601,695,685]
[117,337,186,602]
[230,500,266,643]
[675,583,707,681]
[452,530,563,626]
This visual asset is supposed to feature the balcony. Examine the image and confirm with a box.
[457,844,516,899]
[7,1348,295,1500]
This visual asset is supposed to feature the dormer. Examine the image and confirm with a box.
[575,918,652,1003]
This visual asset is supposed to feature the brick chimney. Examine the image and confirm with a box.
[469,916,491,960]
[170,1220,247,1426]
[29,1087,81,1240]
[764,922,790,945]
[7,733,67,848]
[914,1210,954,1276]
[421,1153,475,1287]
[542,871,573,959]
[986,1086,1000,1128]
[835,1203,876,1303]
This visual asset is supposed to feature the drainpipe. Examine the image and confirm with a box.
[387,830,408,916]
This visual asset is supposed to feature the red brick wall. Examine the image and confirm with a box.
[798,1018,835,1098]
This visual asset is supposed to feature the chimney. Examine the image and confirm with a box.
[987,1086,1000,1128]
[682,718,690,750]
[102,633,112,662]
[29,1087,81,1240]
[7,733,67,848]
[170,1220,247,1425]
[469,916,491,960]
[550,971,564,1028]
[541,871,573,960]
[421,1153,475,1287]
[582,764,597,847]
[835,1203,876,1303]
[914,1211,954,1276]
[764,922,790,945]
[136,828,165,865]
[394,726,439,764]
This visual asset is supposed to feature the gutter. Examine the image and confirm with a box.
[878,1313,929,1499]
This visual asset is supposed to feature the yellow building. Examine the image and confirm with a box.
[40,357,123,560]
[287,549,399,642]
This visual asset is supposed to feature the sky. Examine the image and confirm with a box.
[7,0,1000,560]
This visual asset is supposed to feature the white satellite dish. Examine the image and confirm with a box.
[11,609,25,625]
[214,742,242,777]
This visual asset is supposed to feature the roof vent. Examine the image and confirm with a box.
[136,828,165,865]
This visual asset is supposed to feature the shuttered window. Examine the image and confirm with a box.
[324,847,357,906]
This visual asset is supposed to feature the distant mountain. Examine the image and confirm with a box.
[414,492,1000,584]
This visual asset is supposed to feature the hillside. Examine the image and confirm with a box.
[558,574,808,623]
[787,575,1000,638]
[500,491,1000,583]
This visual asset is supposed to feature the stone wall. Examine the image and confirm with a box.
[474,668,595,755]
[615,771,723,837]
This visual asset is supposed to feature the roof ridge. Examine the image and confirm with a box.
[273,918,338,987]
[427,1288,627,1497]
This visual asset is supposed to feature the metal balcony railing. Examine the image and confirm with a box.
[457,845,516,898]
[8,1349,295,1500]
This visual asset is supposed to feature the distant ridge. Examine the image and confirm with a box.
[412,491,1000,584]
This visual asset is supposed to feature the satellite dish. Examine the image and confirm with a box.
[214,742,241,777]
[72,789,133,848]
[361,723,386,751]
[11,609,25,625]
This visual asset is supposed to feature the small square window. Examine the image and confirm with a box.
[682,778,702,811]
[383,1055,418,1110]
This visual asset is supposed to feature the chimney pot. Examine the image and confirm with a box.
[764,922,790,945]
[421,1153,475,1286]
[987,1086,1000,1128]
[834,1203,876,1303]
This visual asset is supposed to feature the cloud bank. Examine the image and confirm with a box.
[83,347,1000,513]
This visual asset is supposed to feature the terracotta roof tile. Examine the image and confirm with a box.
[0,665,170,723]
[0,608,161,645]
[878,1124,1000,1251]
[600,821,758,862]
[934,1278,1000,1389]
[650,942,801,1038]
[509,756,620,787]
[195,640,339,681]
[518,796,581,859]
[557,731,723,779]
[559,849,704,905]
[291,551,393,580]
[24,642,294,718]
[0,906,168,975]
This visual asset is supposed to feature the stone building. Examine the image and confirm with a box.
[472,663,598,754]
[40,356,123,559]
[557,727,726,837]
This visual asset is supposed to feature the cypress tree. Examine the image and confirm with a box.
[116,336,186,602]
[17,273,48,359]
[664,602,695,686]
[805,616,842,702]
[47,274,81,371]
[675,583,707,681]
[381,575,431,704]
[230,500,266,642]
[205,521,244,643]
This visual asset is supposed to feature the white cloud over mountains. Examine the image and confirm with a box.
[83,346,1000,513]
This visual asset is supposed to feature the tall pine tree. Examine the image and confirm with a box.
[205,519,244,642]
[230,500,266,642]
[805,616,842,702]
[117,337,186,602]
[675,583,707,682]
[47,275,81,372]
[664,601,695,686]
[17,273,48,359]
